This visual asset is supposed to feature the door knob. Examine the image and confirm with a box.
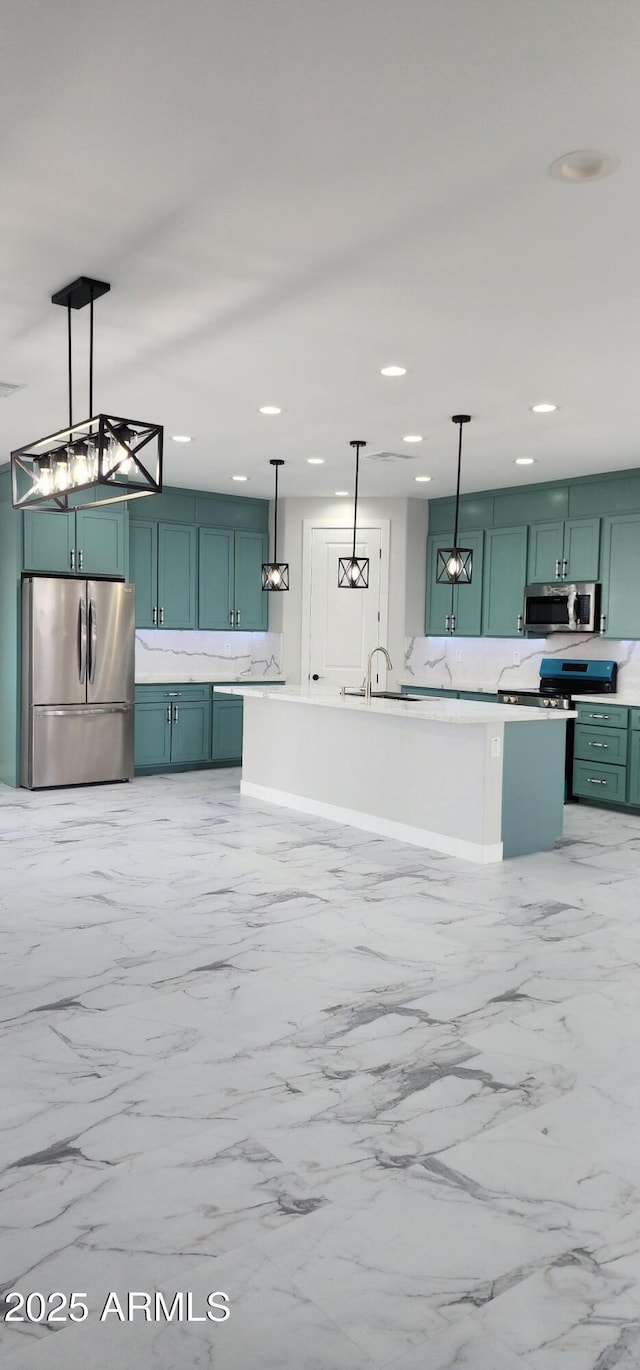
[311,673,325,681]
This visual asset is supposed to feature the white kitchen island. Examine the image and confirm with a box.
[214,687,574,864]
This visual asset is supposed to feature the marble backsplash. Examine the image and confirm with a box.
[135,630,283,682]
[404,634,640,694]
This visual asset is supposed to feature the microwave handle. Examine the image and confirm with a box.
[600,613,606,634]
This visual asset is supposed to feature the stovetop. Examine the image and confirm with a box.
[498,658,617,708]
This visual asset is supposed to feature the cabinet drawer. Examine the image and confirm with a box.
[630,709,640,731]
[135,684,209,702]
[575,703,628,729]
[573,759,627,804]
[573,724,628,766]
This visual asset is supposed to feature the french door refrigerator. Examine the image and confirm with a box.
[21,575,135,788]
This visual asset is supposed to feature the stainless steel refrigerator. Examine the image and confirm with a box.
[21,575,135,788]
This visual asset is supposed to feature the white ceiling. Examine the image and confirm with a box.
[1,0,639,500]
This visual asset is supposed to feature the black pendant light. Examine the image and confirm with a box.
[436,414,473,584]
[338,439,369,588]
[262,458,289,591]
[11,276,163,511]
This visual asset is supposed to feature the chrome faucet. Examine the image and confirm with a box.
[365,646,393,701]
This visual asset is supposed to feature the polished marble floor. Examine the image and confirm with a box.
[2,771,640,1368]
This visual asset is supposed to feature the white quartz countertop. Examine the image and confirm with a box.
[214,685,575,725]
[136,674,287,684]
[572,692,638,706]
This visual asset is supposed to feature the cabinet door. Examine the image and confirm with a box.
[134,701,171,768]
[170,699,211,764]
[601,513,640,638]
[198,528,234,629]
[527,522,564,582]
[157,522,197,628]
[629,732,640,807]
[233,531,268,631]
[212,698,244,761]
[23,511,75,574]
[425,533,455,634]
[451,531,484,636]
[75,506,127,578]
[563,517,600,581]
[129,520,158,628]
[482,526,528,637]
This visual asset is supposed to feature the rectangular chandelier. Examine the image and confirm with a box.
[11,413,163,511]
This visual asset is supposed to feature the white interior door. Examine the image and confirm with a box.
[305,526,385,691]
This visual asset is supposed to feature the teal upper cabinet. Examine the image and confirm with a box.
[527,517,600,582]
[158,522,197,628]
[234,531,268,631]
[198,528,234,629]
[601,513,640,638]
[483,525,528,637]
[130,519,196,628]
[425,531,484,636]
[23,505,126,577]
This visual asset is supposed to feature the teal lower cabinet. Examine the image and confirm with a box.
[571,702,640,810]
[212,697,244,761]
[573,758,627,805]
[628,731,640,807]
[134,701,172,769]
[170,699,211,765]
[134,682,281,774]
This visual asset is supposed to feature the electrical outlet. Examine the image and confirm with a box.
[224,640,231,657]
[513,650,521,666]
[491,736,501,758]
[455,649,463,663]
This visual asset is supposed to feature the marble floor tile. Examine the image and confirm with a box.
[3,772,640,1367]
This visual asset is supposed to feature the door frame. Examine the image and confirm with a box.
[300,518,391,686]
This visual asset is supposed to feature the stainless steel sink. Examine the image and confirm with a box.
[342,689,422,701]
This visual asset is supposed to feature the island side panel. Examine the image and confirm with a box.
[501,719,567,858]
[240,695,504,862]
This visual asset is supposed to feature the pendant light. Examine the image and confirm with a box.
[436,415,473,584]
[262,459,289,591]
[11,276,163,511]
[338,439,369,588]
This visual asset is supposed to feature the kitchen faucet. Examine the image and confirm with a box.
[364,646,393,701]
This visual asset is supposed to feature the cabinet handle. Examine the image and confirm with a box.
[589,741,608,748]
[70,548,75,572]
[166,692,180,697]
[166,705,171,723]
[562,558,568,578]
[159,607,164,625]
[152,607,158,625]
[600,615,606,633]
[173,705,179,723]
[449,614,456,634]
[444,614,450,632]
[589,713,610,720]
[555,559,561,578]
[586,777,607,785]
[78,548,83,571]
[517,613,523,633]
[235,609,240,626]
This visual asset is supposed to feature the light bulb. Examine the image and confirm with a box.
[446,555,462,578]
[36,462,53,496]
[72,445,89,485]
[271,568,282,586]
[86,440,98,480]
[54,453,70,491]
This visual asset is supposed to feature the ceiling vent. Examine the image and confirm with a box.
[0,381,22,399]
[365,450,417,463]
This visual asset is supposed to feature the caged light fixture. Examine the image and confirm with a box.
[436,415,474,586]
[262,459,289,591]
[338,439,369,588]
[11,276,163,511]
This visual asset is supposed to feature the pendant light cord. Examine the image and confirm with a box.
[453,420,463,548]
[273,461,279,561]
[67,304,73,430]
[89,284,94,417]
[351,440,365,559]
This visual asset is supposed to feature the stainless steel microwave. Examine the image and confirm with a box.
[523,581,601,634]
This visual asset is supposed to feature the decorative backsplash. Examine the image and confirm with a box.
[135,630,283,681]
[404,635,640,694]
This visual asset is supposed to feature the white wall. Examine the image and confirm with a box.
[269,496,428,688]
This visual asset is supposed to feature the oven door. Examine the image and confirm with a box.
[523,583,599,634]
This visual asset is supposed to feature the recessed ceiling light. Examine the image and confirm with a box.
[414,475,432,483]
[380,365,407,377]
[259,405,282,416]
[171,434,192,443]
[515,457,536,465]
[232,475,248,482]
[335,490,349,496]
[549,149,620,183]
[531,402,557,413]
[403,434,422,443]
[307,458,324,464]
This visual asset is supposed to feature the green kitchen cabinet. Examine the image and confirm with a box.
[628,733,640,807]
[482,525,528,637]
[130,520,197,628]
[170,698,211,764]
[134,701,172,768]
[600,512,640,639]
[527,517,600,583]
[425,531,483,636]
[212,697,244,760]
[198,527,268,631]
[23,504,127,577]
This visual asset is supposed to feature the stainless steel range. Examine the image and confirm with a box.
[498,658,618,797]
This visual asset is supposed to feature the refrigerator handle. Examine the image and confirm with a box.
[88,598,98,684]
[79,597,87,684]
